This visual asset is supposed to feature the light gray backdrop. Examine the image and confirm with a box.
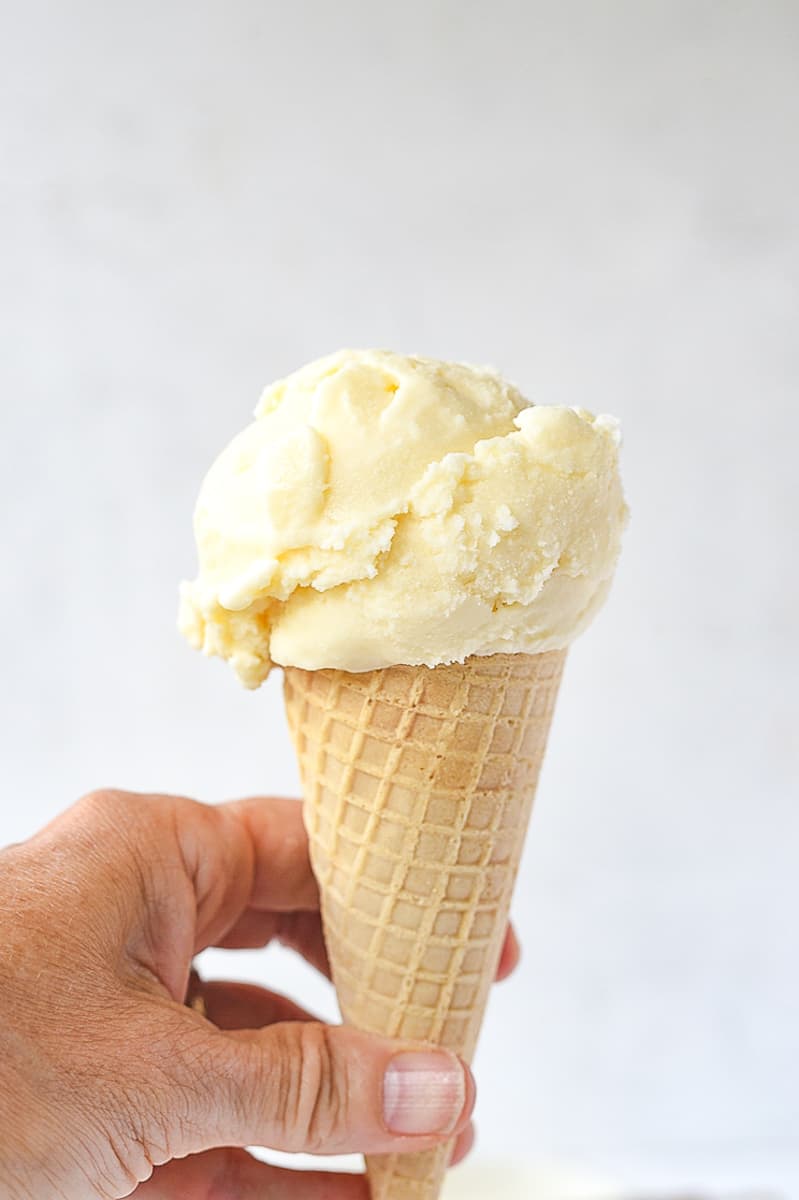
[2,2,797,1195]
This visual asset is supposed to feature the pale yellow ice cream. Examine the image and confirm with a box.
[179,349,626,687]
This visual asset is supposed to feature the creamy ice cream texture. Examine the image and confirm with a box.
[179,349,626,686]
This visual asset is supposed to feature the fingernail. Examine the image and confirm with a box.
[383,1051,469,1136]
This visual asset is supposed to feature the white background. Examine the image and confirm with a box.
[1,2,797,1196]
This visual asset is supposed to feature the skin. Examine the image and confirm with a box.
[0,791,520,1199]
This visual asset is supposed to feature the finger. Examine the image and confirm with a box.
[196,979,319,1030]
[215,909,332,977]
[169,1018,475,1158]
[213,906,284,949]
[70,791,319,937]
[48,789,259,999]
[495,923,521,982]
[449,1120,476,1167]
[131,1146,369,1199]
[223,795,320,912]
[178,795,320,951]
[76,792,320,997]
[220,1022,475,1155]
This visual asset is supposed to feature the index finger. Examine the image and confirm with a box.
[224,796,319,913]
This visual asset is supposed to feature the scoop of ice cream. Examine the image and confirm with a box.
[179,349,627,687]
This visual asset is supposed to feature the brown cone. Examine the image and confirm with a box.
[283,650,566,1200]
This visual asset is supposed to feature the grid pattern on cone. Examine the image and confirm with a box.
[283,651,565,1200]
[286,653,563,1044]
[367,1144,449,1200]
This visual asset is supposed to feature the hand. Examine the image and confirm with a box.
[0,791,520,1199]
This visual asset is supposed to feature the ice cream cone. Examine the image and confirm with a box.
[283,649,566,1200]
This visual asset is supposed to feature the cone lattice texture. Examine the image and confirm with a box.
[283,650,565,1200]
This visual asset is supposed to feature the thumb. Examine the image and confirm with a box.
[180,1019,475,1158]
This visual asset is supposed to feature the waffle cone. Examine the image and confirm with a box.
[283,650,566,1200]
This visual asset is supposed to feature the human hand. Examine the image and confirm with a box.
[0,790,520,1199]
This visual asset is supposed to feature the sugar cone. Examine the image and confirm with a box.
[283,650,566,1200]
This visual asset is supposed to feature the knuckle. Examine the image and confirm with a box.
[75,788,136,830]
[71,790,151,895]
[77,788,121,815]
[272,1023,347,1152]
